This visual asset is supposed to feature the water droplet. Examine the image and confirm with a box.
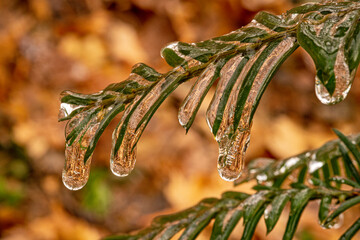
[315,46,353,105]
[217,129,250,181]
[178,63,216,128]
[320,203,344,229]
[62,148,92,190]
[324,213,344,229]
[62,121,99,190]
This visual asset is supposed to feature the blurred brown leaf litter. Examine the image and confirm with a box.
[0,0,360,239]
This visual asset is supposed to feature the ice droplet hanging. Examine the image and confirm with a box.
[62,119,99,190]
[110,100,140,177]
[211,37,296,181]
[315,46,353,105]
[110,65,192,178]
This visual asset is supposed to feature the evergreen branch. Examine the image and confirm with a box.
[58,1,360,238]
[59,0,360,188]
[106,132,360,239]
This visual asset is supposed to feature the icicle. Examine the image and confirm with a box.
[217,128,250,181]
[110,139,137,177]
[62,119,99,190]
[216,37,296,181]
[315,46,353,105]
[214,50,264,182]
[110,70,185,177]
[178,63,216,128]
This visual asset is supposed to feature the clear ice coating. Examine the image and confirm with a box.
[214,38,296,181]
[110,69,187,177]
[178,63,216,128]
[206,55,245,130]
[315,46,353,105]
[58,102,83,120]
[62,119,99,190]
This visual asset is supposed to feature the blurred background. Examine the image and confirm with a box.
[1,0,360,239]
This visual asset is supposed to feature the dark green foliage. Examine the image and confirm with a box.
[265,193,291,233]
[106,132,360,239]
[296,4,360,94]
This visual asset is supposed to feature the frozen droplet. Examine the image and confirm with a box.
[320,202,344,229]
[62,148,92,190]
[315,77,339,105]
[217,129,250,181]
[62,121,99,190]
[322,213,344,229]
[315,46,353,105]
[110,97,141,177]
[110,146,137,177]
[110,125,137,177]
[178,63,216,128]
[59,103,84,120]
